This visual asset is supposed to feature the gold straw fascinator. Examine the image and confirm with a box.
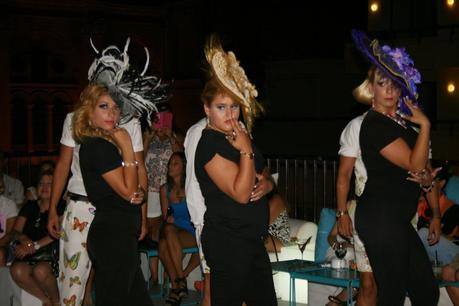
[204,35,263,134]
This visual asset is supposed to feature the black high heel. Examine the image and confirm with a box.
[174,277,188,298]
[165,288,181,306]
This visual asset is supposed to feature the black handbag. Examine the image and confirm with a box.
[11,240,57,262]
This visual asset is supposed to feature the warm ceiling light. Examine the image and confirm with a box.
[370,2,379,12]
[447,82,455,94]
[446,0,455,8]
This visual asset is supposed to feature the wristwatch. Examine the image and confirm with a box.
[336,210,349,219]
[33,241,40,251]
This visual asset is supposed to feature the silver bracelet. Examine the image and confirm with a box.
[122,161,139,168]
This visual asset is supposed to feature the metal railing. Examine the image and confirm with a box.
[267,157,338,223]
[5,152,339,222]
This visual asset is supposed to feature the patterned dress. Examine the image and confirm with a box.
[268,210,290,244]
[145,135,174,192]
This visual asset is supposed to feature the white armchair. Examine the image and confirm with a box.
[268,218,317,304]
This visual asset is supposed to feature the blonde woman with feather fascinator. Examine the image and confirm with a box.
[192,35,277,306]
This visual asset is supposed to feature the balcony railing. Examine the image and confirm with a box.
[267,157,338,223]
[5,152,339,222]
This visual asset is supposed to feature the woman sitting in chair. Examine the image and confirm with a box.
[264,188,290,254]
[158,152,199,306]
[10,171,63,306]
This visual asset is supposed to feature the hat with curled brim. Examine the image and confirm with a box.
[88,38,170,124]
[351,29,421,115]
[204,35,263,135]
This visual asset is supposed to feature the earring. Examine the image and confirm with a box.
[206,116,210,126]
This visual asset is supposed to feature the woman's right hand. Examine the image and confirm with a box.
[226,118,252,153]
[402,98,430,127]
[110,127,133,151]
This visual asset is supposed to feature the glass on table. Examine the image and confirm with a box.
[431,260,443,280]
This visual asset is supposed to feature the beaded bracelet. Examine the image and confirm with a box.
[240,151,255,159]
[122,160,139,168]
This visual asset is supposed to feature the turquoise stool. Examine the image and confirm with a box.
[140,246,202,304]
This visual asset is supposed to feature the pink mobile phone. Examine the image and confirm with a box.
[153,111,173,129]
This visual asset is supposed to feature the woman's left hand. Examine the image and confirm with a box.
[129,187,145,205]
[15,242,34,259]
[250,174,274,201]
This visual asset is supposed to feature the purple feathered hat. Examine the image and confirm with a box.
[351,29,422,115]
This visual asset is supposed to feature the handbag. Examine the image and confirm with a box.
[11,240,57,262]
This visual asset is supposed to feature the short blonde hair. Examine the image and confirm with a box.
[352,66,388,104]
[72,84,112,143]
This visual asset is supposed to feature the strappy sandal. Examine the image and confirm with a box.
[175,277,188,298]
[165,289,182,306]
[328,295,347,306]
[328,288,358,306]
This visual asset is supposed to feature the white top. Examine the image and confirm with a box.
[184,118,207,226]
[60,112,144,196]
[0,195,18,239]
[1,174,24,205]
[338,113,367,197]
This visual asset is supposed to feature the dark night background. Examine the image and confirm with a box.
[0,0,457,169]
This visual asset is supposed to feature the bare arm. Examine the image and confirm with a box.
[47,144,73,238]
[102,129,138,201]
[13,216,30,243]
[159,184,169,221]
[336,156,355,237]
[424,162,441,245]
[205,153,256,204]
[135,150,148,240]
[0,217,17,246]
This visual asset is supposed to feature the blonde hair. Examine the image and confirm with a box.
[352,66,387,104]
[72,84,113,143]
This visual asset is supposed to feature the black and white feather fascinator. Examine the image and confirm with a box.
[88,38,169,124]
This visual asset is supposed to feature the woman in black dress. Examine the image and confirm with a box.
[352,30,439,305]
[194,36,276,306]
[73,84,152,306]
[10,171,62,306]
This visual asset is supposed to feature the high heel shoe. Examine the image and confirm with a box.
[175,277,188,298]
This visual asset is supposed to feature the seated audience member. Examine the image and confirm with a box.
[418,164,459,239]
[0,150,24,206]
[0,176,18,266]
[10,171,63,306]
[265,190,290,253]
[25,160,56,202]
[158,152,199,305]
[444,165,459,205]
[442,253,459,305]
